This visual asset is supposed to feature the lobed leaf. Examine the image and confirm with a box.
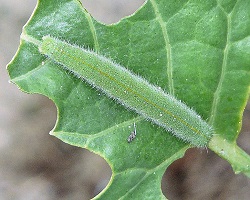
[7,0,250,198]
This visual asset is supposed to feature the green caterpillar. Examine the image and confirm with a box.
[39,36,213,147]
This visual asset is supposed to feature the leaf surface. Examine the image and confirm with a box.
[7,0,250,198]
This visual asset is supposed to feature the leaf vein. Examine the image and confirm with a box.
[84,11,100,52]
[150,0,174,95]
[118,146,187,199]
[209,12,232,125]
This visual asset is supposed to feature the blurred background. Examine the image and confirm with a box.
[1,0,250,199]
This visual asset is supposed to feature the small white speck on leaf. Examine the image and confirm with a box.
[127,122,137,143]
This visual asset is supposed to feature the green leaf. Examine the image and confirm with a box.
[7,0,250,199]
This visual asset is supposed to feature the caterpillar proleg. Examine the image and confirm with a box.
[39,36,214,147]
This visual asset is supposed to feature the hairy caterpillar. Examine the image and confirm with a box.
[39,36,213,147]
